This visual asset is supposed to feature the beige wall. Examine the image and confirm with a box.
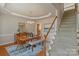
[0,14,36,34]
[52,3,64,18]
[52,3,64,29]
[35,17,53,35]
[0,17,2,34]
[25,23,35,33]
[0,14,36,43]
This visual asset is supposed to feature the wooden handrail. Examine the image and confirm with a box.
[43,16,57,55]
[44,16,57,39]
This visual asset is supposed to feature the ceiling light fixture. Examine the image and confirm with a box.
[26,21,35,24]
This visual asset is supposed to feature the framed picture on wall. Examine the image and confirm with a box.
[44,23,51,32]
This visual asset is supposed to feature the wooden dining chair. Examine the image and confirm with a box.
[15,33,27,50]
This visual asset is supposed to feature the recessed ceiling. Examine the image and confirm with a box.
[0,3,56,19]
[5,3,55,17]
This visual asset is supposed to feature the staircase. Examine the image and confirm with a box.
[49,9,77,56]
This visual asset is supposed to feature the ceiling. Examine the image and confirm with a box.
[0,3,56,19]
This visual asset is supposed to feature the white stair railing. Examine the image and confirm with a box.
[43,16,57,56]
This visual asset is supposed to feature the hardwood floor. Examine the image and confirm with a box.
[37,49,46,56]
[0,46,8,56]
[0,42,16,56]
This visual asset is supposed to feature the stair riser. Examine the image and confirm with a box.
[62,19,75,22]
[59,29,75,31]
[60,25,75,28]
[61,22,75,24]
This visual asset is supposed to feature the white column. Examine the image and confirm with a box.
[76,3,79,55]
[76,4,79,32]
